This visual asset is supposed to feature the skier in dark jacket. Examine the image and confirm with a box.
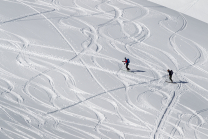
[122,57,130,71]
[167,69,173,83]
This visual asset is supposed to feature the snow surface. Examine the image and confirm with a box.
[148,0,208,24]
[0,0,208,139]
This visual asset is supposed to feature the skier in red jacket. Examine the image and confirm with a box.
[122,57,130,71]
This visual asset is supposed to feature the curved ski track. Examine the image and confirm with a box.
[0,0,207,139]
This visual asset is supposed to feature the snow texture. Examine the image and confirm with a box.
[0,0,207,139]
[148,0,208,24]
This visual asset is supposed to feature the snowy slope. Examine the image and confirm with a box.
[0,0,208,139]
[147,0,208,24]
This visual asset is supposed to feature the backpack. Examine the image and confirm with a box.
[127,58,130,64]
[170,70,173,75]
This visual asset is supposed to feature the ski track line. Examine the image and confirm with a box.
[168,113,184,139]
[0,36,158,71]
[0,119,40,139]
[2,2,150,73]
[113,77,152,127]
[153,90,176,139]
[168,103,208,137]
[189,108,208,139]
[28,55,77,88]
[4,1,108,139]
[1,128,31,139]
[169,104,208,138]
[183,75,208,92]
[116,10,162,72]
[75,0,101,13]
[124,44,163,80]
[92,3,154,132]
[0,98,49,123]
[80,0,171,135]
[181,0,199,13]
[0,9,55,25]
[131,47,169,70]
[49,79,156,116]
[1,0,207,139]
[17,1,80,56]
[108,37,168,85]
[29,1,143,138]
[178,103,205,126]
[0,37,75,53]
[119,75,154,115]
[62,118,150,132]
[24,3,132,122]
[158,110,208,137]
[166,120,184,138]
[59,49,149,136]
[0,2,67,113]
[0,106,56,139]
[155,9,208,138]
[56,120,101,139]
[16,0,94,79]
[160,13,208,75]
[141,42,179,71]
[92,0,157,117]
[122,0,149,20]
[99,28,162,74]
[0,85,23,103]
[151,72,182,139]
[95,3,177,81]
[136,77,174,111]
[159,11,206,70]
[19,51,77,109]
[59,110,150,135]
[97,1,122,28]
[0,30,66,109]
[13,0,156,87]
[54,0,153,133]
[1,121,43,139]
[5,1,135,138]
[0,101,47,127]
[54,127,86,139]
[0,43,152,81]
[185,82,208,103]
[72,0,99,15]
[137,90,161,113]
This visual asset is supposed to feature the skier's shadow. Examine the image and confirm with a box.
[130,70,145,73]
[176,81,188,84]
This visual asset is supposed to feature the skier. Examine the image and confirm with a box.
[122,57,130,71]
[167,69,173,83]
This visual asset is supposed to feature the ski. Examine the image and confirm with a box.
[120,69,136,74]
[165,81,177,84]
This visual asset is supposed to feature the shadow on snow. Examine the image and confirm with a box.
[130,70,145,73]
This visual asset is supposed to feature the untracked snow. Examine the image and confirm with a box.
[147,0,208,24]
[0,0,208,139]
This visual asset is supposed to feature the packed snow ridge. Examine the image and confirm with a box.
[0,0,208,139]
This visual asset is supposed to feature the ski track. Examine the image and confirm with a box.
[0,0,207,139]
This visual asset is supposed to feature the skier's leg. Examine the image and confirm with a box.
[170,75,173,82]
[126,63,130,70]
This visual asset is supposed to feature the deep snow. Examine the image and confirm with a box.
[0,0,208,139]
[148,0,208,24]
